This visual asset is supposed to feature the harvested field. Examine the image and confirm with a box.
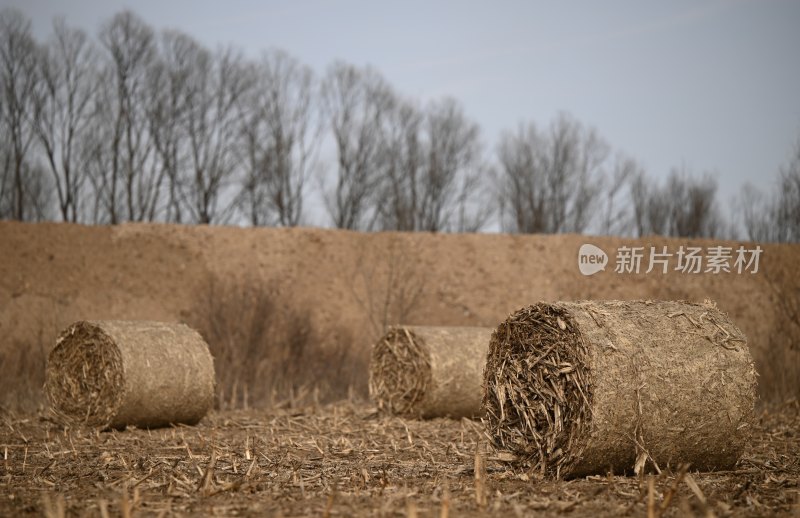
[0,401,798,517]
[1,223,799,516]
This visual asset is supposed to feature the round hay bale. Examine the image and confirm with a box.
[369,326,493,418]
[483,300,757,478]
[45,320,215,429]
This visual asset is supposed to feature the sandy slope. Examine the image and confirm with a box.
[0,221,796,378]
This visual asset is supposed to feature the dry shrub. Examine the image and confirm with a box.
[190,275,366,409]
[0,304,74,413]
[758,255,800,403]
[350,237,428,339]
[0,334,49,413]
[484,300,757,479]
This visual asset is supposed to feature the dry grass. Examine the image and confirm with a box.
[0,401,798,516]
[189,275,368,410]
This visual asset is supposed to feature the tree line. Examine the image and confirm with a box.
[1,8,797,242]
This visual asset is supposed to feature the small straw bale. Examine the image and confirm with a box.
[370,326,493,418]
[45,320,215,429]
[483,300,757,478]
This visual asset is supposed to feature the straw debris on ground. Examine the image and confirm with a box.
[0,400,797,517]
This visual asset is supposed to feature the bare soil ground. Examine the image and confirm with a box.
[1,401,798,517]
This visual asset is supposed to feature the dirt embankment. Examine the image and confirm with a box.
[0,221,797,401]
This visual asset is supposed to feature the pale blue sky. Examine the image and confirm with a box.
[5,0,800,225]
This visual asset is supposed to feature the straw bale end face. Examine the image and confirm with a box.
[369,327,432,416]
[483,300,757,479]
[45,320,216,429]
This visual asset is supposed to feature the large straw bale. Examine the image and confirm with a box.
[370,326,493,418]
[45,320,215,429]
[483,300,757,478]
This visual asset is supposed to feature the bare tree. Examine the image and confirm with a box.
[322,62,393,230]
[774,139,800,243]
[373,97,488,232]
[79,85,107,223]
[33,18,97,222]
[0,8,46,220]
[497,113,608,234]
[597,154,639,235]
[238,50,321,227]
[631,170,668,237]
[740,183,772,242]
[453,163,494,233]
[374,99,423,231]
[549,115,606,232]
[0,87,11,216]
[741,137,800,243]
[145,30,196,223]
[81,71,119,224]
[630,168,720,238]
[181,46,251,224]
[97,10,159,223]
[420,97,484,232]
[667,168,720,238]
[497,123,545,233]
